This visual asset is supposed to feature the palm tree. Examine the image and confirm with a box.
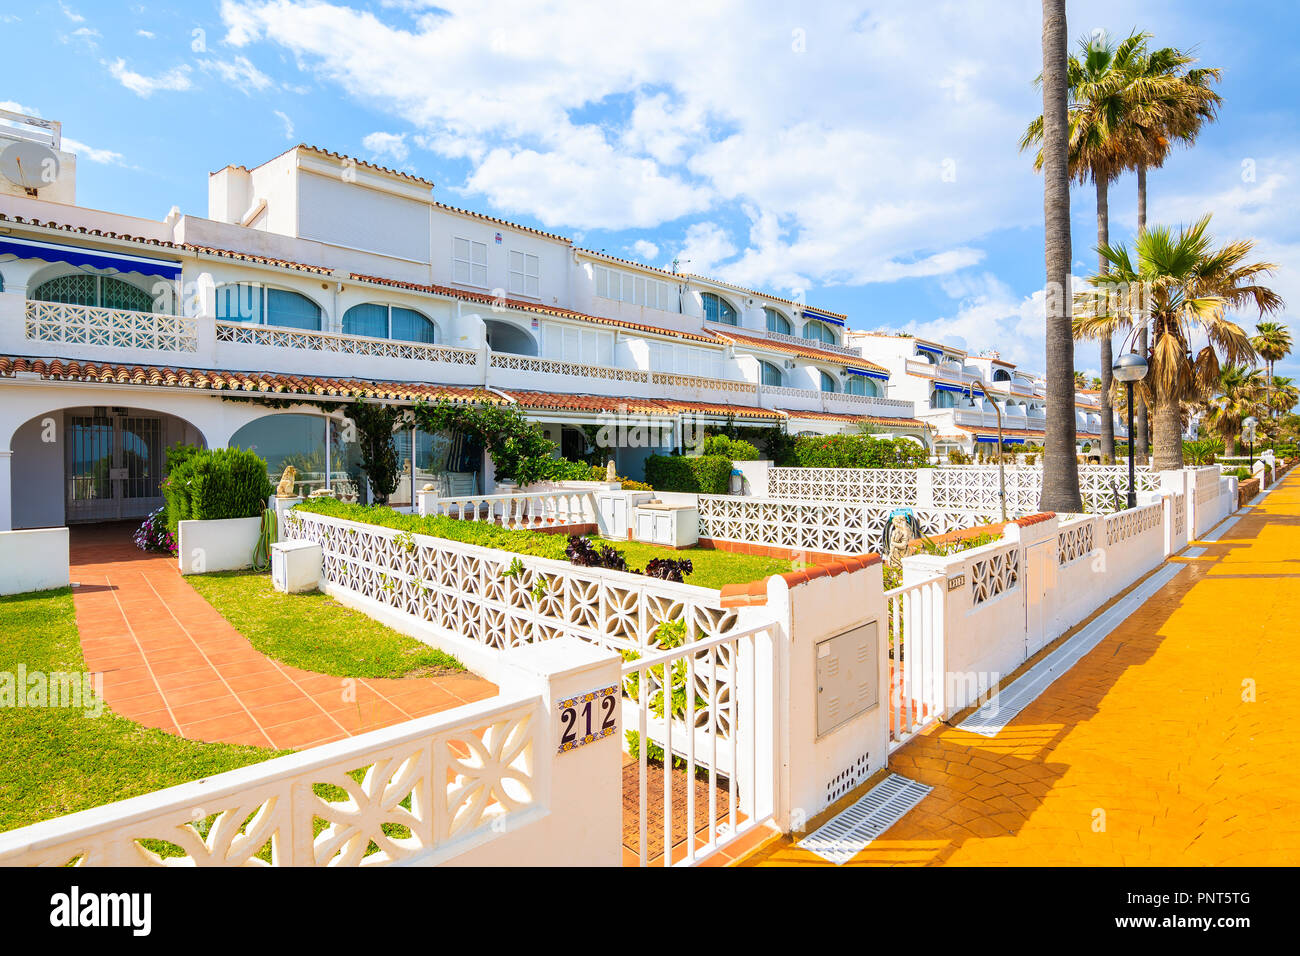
[1204,365,1267,456]
[1130,44,1222,457]
[1038,0,1081,511]
[1021,31,1188,461]
[1074,214,1283,470]
[1267,374,1299,418]
[1252,320,1293,416]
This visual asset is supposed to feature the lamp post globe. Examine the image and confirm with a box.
[1112,353,1148,509]
[1112,352,1149,383]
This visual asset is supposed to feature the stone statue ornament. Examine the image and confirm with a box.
[881,508,922,567]
[274,465,298,498]
[605,460,618,481]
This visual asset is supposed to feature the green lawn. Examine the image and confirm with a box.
[0,588,282,834]
[596,539,793,590]
[187,570,465,679]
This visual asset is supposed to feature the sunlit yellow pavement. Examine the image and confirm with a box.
[743,472,1300,866]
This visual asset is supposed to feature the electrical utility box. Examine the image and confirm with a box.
[815,621,880,737]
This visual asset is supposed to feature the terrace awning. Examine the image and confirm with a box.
[845,366,889,381]
[934,382,979,395]
[801,309,845,327]
[0,236,182,280]
[915,344,943,356]
[975,435,1026,444]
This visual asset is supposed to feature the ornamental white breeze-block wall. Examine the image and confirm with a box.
[0,637,622,867]
[899,500,1171,715]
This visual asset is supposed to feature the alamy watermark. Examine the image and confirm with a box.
[0,666,103,717]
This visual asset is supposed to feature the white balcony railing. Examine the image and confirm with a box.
[215,320,479,365]
[490,352,650,384]
[25,299,198,353]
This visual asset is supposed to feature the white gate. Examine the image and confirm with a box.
[885,577,946,751]
[622,622,777,866]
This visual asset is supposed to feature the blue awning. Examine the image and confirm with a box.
[0,236,182,280]
[845,366,889,381]
[915,344,943,355]
[975,435,1026,444]
[802,310,845,327]
[934,382,980,395]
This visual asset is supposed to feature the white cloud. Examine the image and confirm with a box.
[273,109,295,140]
[137,29,155,39]
[198,55,274,95]
[212,0,1300,332]
[59,2,84,23]
[362,131,409,162]
[62,137,125,166]
[631,239,659,260]
[105,58,193,97]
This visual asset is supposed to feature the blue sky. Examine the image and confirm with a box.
[4,0,1299,379]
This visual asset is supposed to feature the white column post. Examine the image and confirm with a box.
[0,449,12,532]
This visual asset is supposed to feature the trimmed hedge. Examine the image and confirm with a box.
[701,435,760,461]
[792,434,930,469]
[293,498,569,559]
[643,455,732,494]
[162,446,274,536]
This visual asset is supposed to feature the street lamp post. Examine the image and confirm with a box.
[1243,415,1258,471]
[1112,353,1149,510]
[966,383,1007,521]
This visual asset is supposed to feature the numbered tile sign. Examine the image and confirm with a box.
[556,684,619,754]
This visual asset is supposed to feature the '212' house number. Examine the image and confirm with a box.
[556,685,619,754]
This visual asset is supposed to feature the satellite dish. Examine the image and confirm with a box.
[0,140,61,194]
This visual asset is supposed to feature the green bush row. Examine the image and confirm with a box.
[643,455,733,493]
[162,445,274,536]
[700,435,760,461]
[292,498,569,559]
[792,434,930,469]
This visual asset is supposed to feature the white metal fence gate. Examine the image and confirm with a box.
[885,577,945,751]
[622,622,777,866]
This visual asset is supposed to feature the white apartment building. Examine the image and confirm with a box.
[0,112,927,531]
[845,331,1123,459]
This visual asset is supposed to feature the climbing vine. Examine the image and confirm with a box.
[344,399,407,505]
[412,398,556,485]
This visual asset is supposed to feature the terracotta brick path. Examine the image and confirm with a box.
[71,523,495,751]
[743,473,1300,866]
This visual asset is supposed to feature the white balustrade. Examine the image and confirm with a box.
[420,489,597,530]
[25,299,198,352]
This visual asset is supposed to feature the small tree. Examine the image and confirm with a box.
[345,399,405,505]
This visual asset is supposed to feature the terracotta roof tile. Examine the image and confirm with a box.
[777,408,925,427]
[0,356,501,404]
[500,389,783,420]
[709,328,887,371]
[295,144,435,187]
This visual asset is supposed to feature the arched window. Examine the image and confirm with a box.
[759,360,783,387]
[802,319,837,345]
[764,308,790,335]
[993,368,1011,383]
[931,388,958,409]
[701,292,737,325]
[342,303,437,343]
[215,285,322,330]
[819,370,837,393]
[846,376,879,397]
[33,274,154,313]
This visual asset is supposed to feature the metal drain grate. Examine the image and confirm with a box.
[959,561,1184,737]
[797,774,932,865]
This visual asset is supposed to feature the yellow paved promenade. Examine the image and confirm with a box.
[744,472,1300,866]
